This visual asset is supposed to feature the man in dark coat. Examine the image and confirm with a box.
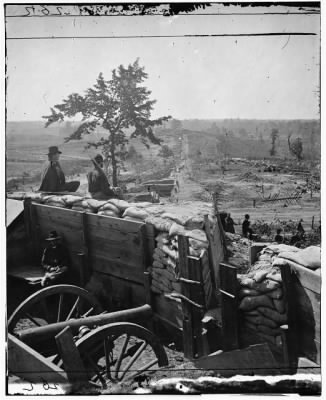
[87,154,116,200]
[41,231,70,287]
[39,146,80,192]
[242,214,253,239]
[225,213,235,234]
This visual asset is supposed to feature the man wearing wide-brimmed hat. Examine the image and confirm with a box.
[39,146,80,192]
[87,154,116,200]
[41,230,70,287]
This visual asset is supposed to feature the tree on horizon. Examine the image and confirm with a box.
[43,59,171,186]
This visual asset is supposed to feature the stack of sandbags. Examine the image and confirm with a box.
[150,233,181,295]
[238,269,287,346]
[122,206,149,223]
[150,227,210,299]
[97,202,121,218]
[61,195,84,208]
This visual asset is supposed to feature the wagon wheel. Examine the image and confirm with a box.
[73,322,168,389]
[8,284,103,334]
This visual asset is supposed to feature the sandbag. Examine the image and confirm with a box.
[161,245,178,261]
[185,229,207,243]
[278,246,321,270]
[273,298,286,314]
[252,270,269,283]
[151,285,162,294]
[238,277,281,293]
[257,307,287,324]
[169,223,186,237]
[123,207,148,220]
[98,210,119,218]
[145,216,173,232]
[108,198,130,211]
[167,257,178,270]
[239,294,274,311]
[257,324,282,337]
[257,254,273,262]
[266,271,282,283]
[189,237,209,250]
[154,267,177,282]
[185,216,204,230]
[152,260,165,269]
[46,201,67,208]
[151,272,172,291]
[154,247,167,259]
[44,195,66,205]
[86,199,108,211]
[123,216,144,223]
[153,252,167,264]
[161,212,188,226]
[243,314,279,329]
[99,202,120,214]
[239,288,261,299]
[62,194,84,205]
[262,244,300,255]
[155,233,169,244]
[266,288,283,300]
[189,247,202,257]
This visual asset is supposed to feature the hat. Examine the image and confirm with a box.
[47,146,62,156]
[94,154,104,163]
[46,230,61,241]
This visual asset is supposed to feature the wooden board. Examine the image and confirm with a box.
[92,258,144,284]
[195,343,278,376]
[8,334,70,387]
[8,264,44,282]
[152,293,183,330]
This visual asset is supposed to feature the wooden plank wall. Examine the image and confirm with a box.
[291,268,321,364]
[31,204,147,307]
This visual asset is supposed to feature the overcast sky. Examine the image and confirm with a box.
[5,4,320,121]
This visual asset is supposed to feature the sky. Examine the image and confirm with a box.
[5,3,320,121]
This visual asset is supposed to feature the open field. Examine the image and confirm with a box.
[6,120,321,232]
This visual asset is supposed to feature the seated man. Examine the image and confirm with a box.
[41,230,70,287]
[39,146,80,192]
[87,154,116,200]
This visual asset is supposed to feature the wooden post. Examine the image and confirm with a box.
[204,215,217,294]
[178,235,194,359]
[312,216,315,230]
[188,255,206,358]
[55,326,89,388]
[220,263,239,351]
[280,264,298,372]
[80,212,91,285]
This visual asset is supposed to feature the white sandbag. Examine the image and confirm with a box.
[86,199,108,211]
[169,223,186,237]
[161,213,188,226]
[185,229,208,243]
[189,237,209,250]
[98,210,120,218]
[99,202,120,214]
[123,207,149,220]
[46,202,67,208]
[278,246,321,270]
[123,216,144,223]
[161,245,178,261]
[108,198,130,211]
[262,244,300,255]
[61,194,84,205]
[185,216,204,230]
[145,216,173,232]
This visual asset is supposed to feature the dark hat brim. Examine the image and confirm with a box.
[47,151,62,155]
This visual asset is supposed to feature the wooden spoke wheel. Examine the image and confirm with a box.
[8,284,103,345]
[74,322,168,389]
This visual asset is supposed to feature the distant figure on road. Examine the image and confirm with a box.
[39,146,80,192]
[41,231,70,287]
[225,213,235,234]
[219,212,227,231]
[87,154,116,200]
[242,214,253,240]
[297,219,305,235]
[274,228,284,244]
